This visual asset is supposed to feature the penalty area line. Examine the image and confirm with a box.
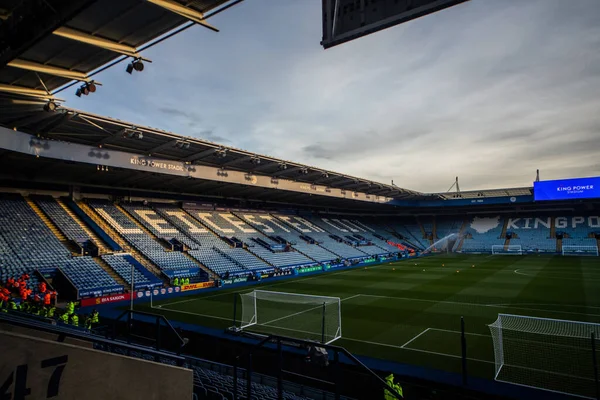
[341,336,494,365]
[400,328,430,348]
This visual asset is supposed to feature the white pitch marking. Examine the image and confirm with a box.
[341,336,494,364]
[400,328,430,348]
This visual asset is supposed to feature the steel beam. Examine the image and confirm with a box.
[184,147,219,162]
[147,0,219,32]
[0,84,53,99]
[7,59,90,81]
[53,27,143,58]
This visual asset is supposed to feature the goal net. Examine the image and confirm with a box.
[562,245,599,257]
[488,314,600,399]
[491,245,522,255]
[239,290,342,344]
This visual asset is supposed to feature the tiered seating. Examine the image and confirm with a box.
[188,249,248,276]
[0,196,73,286]
[342,218,399,253]
[96,344,317,400]
[102,254,161,289]
[460,215,505,252]
[506,216,555,252]
[435,217,462,240]
[155,206,271,276]
[237,212,338,263]
[35,196,91,243]
[420,218,434,236]
[292,242,337,262]
[60,257,121,292]
[401,220,430,248]
[384,219,428,249]
[189,210,310,268]
[193,365,312,400]
[90,201,199,272]
[558,216,599,248]
[121,203,198,250]
[276,215,368,259]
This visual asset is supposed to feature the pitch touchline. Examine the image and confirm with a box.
[155,261,396,308]
[246,323,494,364]
[341,336,494,365]
[155,303,494,364]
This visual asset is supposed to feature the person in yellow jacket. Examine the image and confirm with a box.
[173,277,179,286]
[384,373,403,399]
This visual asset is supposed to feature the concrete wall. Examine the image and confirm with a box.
[0,330,193,400]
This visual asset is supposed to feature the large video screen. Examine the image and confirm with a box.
[534,176,600,201]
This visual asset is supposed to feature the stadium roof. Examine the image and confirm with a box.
[0,105,426,200]
[0,0,533,208]
[0,102,534,207]
[0,0,239,98]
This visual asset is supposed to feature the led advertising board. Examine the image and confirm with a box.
[534,176,600,201]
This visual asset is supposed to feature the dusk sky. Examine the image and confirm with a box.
[62,0,600,193]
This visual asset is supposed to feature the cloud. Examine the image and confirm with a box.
[62,0,600,193]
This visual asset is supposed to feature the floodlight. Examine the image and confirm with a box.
[133,60,144,72]
[43,101,57,112]
[126,59,145,74]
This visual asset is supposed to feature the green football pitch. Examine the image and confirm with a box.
[138,254,600,379]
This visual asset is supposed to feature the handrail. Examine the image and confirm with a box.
[231,330,403,400]
[113,309,188,351]
[0,311,186,363]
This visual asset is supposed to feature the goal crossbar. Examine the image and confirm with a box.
[491,245,522,255]
[489,313,600,399]
[562,245,599,256]
[238,290,342,344]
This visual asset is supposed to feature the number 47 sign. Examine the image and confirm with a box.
[1,356,68,400]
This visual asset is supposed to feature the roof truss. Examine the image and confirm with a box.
[147,0,219,32]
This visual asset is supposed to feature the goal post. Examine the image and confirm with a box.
[488,313,600,399]
[237,290,342,344]
[562,245,599,257]
[491,245,522,255]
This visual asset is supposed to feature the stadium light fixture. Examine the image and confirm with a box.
[43,100,57,112]
[75,81,99,97]
[251,157,261,165]
[214,147,227,158]
[175,141,191,149]
[126,59,145,74]
[278,163,287,170]
[124,128,143,140]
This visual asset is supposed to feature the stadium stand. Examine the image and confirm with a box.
[121,203,199,250]
[89,200,205,281]
[338,218,399,253]
[458,215,505,253]
[60,257,122,293]
[507,216,556,252]
[276,215,369,259]
[35,196,92,244]
[435,217,463,240]
[386,219,429,250]
[187,209,311,269]
[0,195,124,294]
[102,254,162,290]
